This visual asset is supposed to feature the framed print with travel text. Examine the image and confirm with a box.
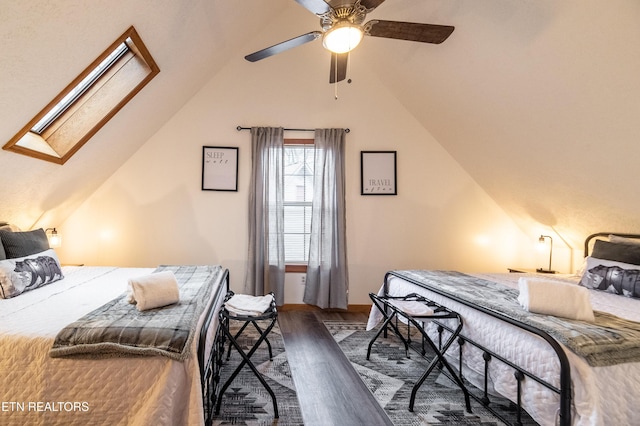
[361,151,397,195]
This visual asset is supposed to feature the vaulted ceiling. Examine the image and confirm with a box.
[1,0,639,249]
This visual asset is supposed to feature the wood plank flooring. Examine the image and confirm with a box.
[278,309,393,426]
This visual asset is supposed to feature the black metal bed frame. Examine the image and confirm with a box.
[583,232,640,257]
[382,271,571,426]
[197,268,230,426]
[379,232,640,426]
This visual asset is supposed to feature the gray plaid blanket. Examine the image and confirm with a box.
[393,270,640,367]
[50,265,223,361]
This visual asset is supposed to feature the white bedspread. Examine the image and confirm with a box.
[367,272,640,426]
[0,266,224,425]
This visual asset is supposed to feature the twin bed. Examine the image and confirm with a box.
[368,233,640,426]
[0,225,229,425]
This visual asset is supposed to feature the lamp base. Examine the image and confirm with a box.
[536,268,556,274]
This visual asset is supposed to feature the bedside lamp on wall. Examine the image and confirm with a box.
[46,228,62,248]
[536,235,555,273]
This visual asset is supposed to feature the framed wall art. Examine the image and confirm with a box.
[361,151,397,195]
[202,146,238,191]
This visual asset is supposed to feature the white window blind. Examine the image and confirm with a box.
[283,144,314,263]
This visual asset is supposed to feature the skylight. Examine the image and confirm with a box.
[3,26,159,164]
[30,42,130,135]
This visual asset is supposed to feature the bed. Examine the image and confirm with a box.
[367,232,640,426]
[0,225,229,426]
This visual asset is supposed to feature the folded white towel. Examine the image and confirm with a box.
[225,294,273,316]
[517,277,594,322]
[389,300,434,317]
[127,271,180,311]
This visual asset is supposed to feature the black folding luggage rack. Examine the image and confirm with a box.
[368,292,471,412]
[214,291,279,418]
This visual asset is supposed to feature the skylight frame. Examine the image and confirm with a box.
[3,26,160,164]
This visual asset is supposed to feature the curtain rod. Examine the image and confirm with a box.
[236,126,350,133]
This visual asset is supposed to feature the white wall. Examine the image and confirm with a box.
[58,38,536,305]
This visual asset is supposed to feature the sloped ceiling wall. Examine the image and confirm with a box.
[0,0,288,229]
[1,0,639,254]
[357,0,640,248]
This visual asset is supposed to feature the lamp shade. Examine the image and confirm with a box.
[46,228,62,248]
[322,22,363,54]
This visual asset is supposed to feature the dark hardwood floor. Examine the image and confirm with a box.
[278,309,393,426]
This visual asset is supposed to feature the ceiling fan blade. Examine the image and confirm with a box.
[329,53,348,84]
[367,20,454,44]
[295,0,331,16]
[359,0,386,12]
[245,31,322,62]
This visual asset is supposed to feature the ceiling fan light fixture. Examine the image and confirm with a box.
[322,21,363,54]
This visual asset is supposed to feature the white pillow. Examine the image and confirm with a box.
[0,222,21,232]
[609,235,640,246]
[0,249,64,299]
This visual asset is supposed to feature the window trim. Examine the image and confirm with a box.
[284,138,314,273]
[285,264,308,273]
[3,26,159,164]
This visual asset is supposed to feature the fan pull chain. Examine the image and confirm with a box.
[334,52,339,100]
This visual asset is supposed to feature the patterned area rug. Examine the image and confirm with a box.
[325,320,539,426]
[212,320,303,425]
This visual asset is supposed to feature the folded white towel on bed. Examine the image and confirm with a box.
[127,271,180,311]
[517,277,595,322]
[225,294,273,316]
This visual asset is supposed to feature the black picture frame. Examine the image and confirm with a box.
[202,146,239,191]
[360,151,397,195]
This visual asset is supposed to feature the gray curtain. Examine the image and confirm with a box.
[245,127,286,305]
[303,128,349,309]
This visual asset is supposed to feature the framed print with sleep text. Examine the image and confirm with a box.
[202,146,238,191]
[360,151,397,195]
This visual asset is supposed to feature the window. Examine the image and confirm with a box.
[283,139,314,270]
[3,26,159,164]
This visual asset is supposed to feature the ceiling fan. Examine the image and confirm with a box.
[245,0,455,84]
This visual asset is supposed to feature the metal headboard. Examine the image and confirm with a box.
[584,232,640,257]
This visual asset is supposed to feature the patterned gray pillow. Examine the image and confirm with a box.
[0,249,64,299]
[0,228,50,259]
[580,256,640,299]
